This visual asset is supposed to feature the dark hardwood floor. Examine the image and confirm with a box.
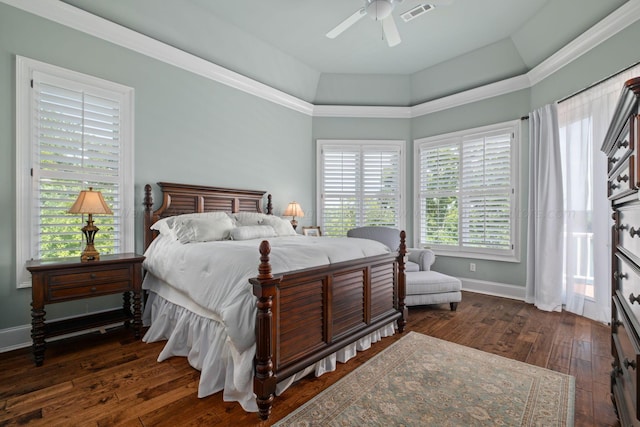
[0,291,619,426]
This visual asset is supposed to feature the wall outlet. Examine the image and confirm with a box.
[469,263,476,272]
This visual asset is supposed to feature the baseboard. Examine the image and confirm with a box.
[0,308,125,354]
[460,278,526,301]
[1,280,526,353]
[0,324,32,353]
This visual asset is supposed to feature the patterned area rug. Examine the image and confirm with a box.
[275,331,574,426]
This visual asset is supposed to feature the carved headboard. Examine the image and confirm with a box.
[143,182,273,249]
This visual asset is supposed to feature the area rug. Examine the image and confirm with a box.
[275,331,574,426]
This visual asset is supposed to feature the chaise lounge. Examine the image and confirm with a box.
[347,226,462,311]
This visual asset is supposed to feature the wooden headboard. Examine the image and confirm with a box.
[143,182,272,249]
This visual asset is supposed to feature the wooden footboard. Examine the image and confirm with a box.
[142,182,406,420]
[250,232,407,420]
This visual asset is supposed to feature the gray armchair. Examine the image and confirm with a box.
[347,226,461,311]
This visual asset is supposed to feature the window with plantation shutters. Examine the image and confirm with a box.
[415,121,519,262]
[16,57,134,287]
[318,140,405,237]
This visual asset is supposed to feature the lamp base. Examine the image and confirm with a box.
[81,245,100,262]
[80,216,101,262]
[290,219,298,230]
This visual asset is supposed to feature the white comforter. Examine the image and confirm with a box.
[142,233,391,361]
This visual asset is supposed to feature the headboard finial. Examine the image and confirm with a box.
[267,194,273,215]
[144,184,153,212]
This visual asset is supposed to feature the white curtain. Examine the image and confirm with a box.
[556,64,640,323]
[526,104,564,312]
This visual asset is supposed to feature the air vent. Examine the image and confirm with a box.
[401,4,435,22]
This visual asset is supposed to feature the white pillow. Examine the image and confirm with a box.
[234,212,269,226]
[150,216,176,238]
[262,216,297,236]
[230,225,277,241]
[172,213,236,243]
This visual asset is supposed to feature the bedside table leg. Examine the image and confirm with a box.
[123,291,131,328]
[31,305,46,366]
[132,290,142,339]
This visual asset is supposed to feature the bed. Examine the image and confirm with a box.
[141,182,407,420]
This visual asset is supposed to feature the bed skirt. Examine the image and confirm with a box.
[142,291,396,412]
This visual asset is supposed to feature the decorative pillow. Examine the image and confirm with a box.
[234,212,269,226]
[170,212,236,243]
[261,216,297,236]
[230,225,277,241]
[150,216,176,238]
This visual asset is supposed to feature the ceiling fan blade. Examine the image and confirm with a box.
[382,15,401,47]
[326,7,367,39]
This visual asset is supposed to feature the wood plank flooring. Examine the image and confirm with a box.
[0,291,620,426]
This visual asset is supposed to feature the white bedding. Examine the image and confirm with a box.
[141,234,395,411]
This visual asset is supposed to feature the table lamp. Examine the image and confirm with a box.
[68,187,113,261]
[283,201,304,230]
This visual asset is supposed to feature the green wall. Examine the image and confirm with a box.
[0,4,313,331]
[2,1,640,335]
[312,19,640,287]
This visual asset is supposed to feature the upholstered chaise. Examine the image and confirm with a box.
[347,226,462,311]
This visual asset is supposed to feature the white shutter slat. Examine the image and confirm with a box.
[34,77,122,259]
[321,144,401,236]
[419,127,514,252]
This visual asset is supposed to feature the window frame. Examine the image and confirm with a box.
[317,139,406,237]
[414,120,520,262]
[16,56,135,288]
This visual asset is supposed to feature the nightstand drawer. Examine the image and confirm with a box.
[48,280,132,301]
[48,266,131,285]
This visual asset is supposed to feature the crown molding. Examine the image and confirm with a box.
[313,105,411,119]
[410,75,531,118]
[3,0,638,119]
[1,0,314,116]
[527,0,640,86]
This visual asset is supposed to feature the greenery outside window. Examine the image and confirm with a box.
[16,57,134,287]
[317,140,405,237]
[415,121,520,262]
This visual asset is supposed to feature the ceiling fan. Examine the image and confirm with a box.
[326,0,452,47]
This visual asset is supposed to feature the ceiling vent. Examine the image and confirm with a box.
[400,4,435,22]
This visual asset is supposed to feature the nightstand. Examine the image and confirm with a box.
[25,253,145,366]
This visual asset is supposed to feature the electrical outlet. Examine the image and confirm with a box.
[469,263,476,272]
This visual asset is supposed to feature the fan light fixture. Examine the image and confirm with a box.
[367,0,393,20]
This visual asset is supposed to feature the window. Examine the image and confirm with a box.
[16,56,134,287]
[317,140,405,237]
[415,121,519,261]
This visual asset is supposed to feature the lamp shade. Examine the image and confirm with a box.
[283,201,304,218]
[68,187,113,215]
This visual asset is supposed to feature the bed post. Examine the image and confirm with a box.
[249,240,280,420]
[143,184,154,250]
[397,230,407,333]
[266,194,273,215]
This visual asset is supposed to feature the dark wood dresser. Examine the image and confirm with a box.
[602,76,640,426]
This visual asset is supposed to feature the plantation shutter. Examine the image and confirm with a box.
[363,149,401,227]
[420,143,459,245]
[461,132,512,249]
[417,123,516,258]
[321,148,361,236]
[32,72,123,259]
[320,142,403,237]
